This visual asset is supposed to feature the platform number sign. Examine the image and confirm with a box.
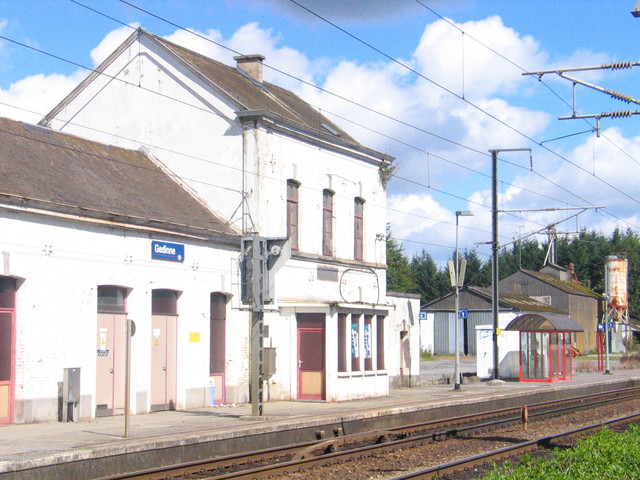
[459,309,468,319]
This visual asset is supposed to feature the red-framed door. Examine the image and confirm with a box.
[0,277,16,424]
[297,313,325,400]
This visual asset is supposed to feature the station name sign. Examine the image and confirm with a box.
[151,241,185,262]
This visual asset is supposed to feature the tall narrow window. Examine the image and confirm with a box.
[322,189,334,256]
[364,315,373,371]
[351,315,361,371]
[354,198,365,261]
[210,293,226,376]
[338,313,347,372]
[287,180,300,251]
[376,315,385,370]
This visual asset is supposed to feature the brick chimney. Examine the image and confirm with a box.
[234,54,265,83]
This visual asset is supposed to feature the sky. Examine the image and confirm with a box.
[2,0,640,266]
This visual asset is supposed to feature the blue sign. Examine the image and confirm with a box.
[419,311,427,320]
[459,309,468,319]
[597,322,615,331]
[151,241,185,262]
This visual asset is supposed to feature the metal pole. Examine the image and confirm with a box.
[124,318,132,438]
[488,148,530,381]
[251,309,264,415]
[491,150,500,380]
[454,213,461,390]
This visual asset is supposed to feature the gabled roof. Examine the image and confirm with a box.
[0,116,239,242]
[467,286,565,313]
[421,285,563,313]
[42,28,393,165]
[516,269,602,299]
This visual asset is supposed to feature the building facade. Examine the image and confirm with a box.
[1,29,420,423]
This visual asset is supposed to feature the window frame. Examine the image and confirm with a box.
[322,189,334,257]
[287,180,300,251]
[354,197,365,261]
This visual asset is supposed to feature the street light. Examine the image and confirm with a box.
[454,210,473,390]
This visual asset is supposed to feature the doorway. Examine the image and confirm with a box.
[297,313,325,400]
[96,286,127,417]
[0,277,16,424]
[150,289,178,411]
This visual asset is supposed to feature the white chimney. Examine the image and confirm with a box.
[234,54,265,83]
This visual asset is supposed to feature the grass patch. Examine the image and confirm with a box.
[483,425,640,479]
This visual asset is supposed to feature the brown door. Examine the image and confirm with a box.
[96,313,127,416]
[297,313,325,400]
[151,314,178,411]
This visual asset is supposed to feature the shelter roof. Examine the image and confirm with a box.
[505,313,584,332]
[0,116,239,242]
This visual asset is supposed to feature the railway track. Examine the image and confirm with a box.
[98,386,640,480]
[387,413,640,480]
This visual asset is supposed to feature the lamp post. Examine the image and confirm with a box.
[454,210,473,390]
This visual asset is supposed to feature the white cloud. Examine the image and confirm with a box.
[90,24,139,67]
[0,71,86,123]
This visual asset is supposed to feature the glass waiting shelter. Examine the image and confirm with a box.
[505,313,584,383]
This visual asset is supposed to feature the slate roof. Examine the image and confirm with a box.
[0,116,239,242]
[42,29,392,164]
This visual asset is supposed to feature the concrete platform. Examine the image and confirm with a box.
[1,363,639,480]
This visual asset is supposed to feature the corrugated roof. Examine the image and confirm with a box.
[519,269,603,299]
[0,116,239,241]
[421,285,564,313]
[505,313,584,332]
[467,286,566,313]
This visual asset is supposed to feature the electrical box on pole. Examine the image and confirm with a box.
[240,235,289,416]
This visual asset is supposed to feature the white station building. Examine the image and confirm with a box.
[0,29,420,425]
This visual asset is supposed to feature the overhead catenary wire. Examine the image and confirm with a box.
[77,0,640,219]
[2,1,637,250]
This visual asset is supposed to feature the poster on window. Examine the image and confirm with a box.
[351,322,359,357]
[364,323,372,359]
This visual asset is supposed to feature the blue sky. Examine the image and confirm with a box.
[2,0,640,264]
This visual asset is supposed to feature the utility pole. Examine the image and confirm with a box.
[241,236,289,416]
[489,148,531,381]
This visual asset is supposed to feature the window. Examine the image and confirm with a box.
[287,180,300,251]
[0,277,16,384]
[152,289,178,315]
[351,315,360,371]
[354,198,365,261]
[338,314,347,372]
[322,189,334,256]
[97,286,126,313]
[376,315,385,370]
[210,293,226,376]
[364,315,373,371]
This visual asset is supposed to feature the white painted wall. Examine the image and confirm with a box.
[420,312,435,355]
[41,32,406,407]
[475,312,519,379]
[1,210,245,423]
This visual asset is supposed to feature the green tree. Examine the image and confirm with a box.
[385,225,415,293]
[411,249,450,304]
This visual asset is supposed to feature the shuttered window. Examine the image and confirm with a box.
[287,180,299,251]
[354,198,364,261]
